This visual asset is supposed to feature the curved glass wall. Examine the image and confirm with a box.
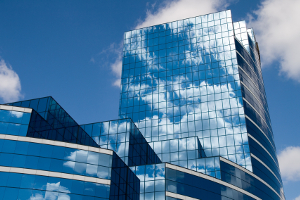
[0,172,110,200]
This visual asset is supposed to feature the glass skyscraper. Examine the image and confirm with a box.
[0,10,284,200]
[119,9,284,199]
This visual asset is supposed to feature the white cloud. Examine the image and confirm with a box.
[295,195,300,200]
[136,0,229,29]
[109,0,229,87]
[111,54,122,87]
[92,43,123,87]
[0,59,22,102]
[249,0,300,82]
[278,146,300,181]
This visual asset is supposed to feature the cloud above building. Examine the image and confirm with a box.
[136,0,229,29]
[249,0,300,82]
[0,59,22,103]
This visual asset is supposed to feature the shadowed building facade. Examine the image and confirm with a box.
[0,10,284,200]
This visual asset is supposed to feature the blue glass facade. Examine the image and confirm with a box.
[0,9,284,200]
[81,119,161,166]
[8,97,98,147]
[0,104,140,200]
[118,9,284,200]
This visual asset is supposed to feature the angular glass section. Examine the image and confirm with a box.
[81,118,161,166]
[7,97,98,147]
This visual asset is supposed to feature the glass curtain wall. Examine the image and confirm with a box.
[119,10,251,170]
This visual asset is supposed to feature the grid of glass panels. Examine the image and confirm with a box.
[119,10,251,170]
[0,139,112,179]
[130,163,166,200]
[111,153,140,200]
[233,21,250,52]
[0,172,110,200]
[0,109,30,136]
[149,136,205,166]
[81,119,161,167]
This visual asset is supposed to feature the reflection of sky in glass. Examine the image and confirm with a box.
[0,109,30,136]
[119,10,252,170]
[81,119,161,166]
[0,172,111,199]
[130,163,165,199]
[82,119,132,165]
[30,182,70,200]
[233,21,250,52]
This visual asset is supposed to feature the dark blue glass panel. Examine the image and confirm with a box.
[7,97,98,147]
[166,167,256,200]
[220,160,280,200]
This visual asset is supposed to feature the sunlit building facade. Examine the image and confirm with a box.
[119,10,285,199]
[0,10,284,200]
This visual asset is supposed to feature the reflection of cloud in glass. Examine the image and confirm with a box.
[10,110,23,118]
[30,182,70,200]
[120,10,251,169]
[64,150,100,175]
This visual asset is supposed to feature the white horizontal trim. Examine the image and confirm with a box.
[236,48,261,79]
[0,105,32,113]
[0,134,113,155]
[251,153,281,184]
[165,163,262,200]
[240,78,262,109]
[248,134,278,168]
[243,97,272,134]
[0,166,110,185]
[166,191,200,200]
[245,115,275,150]
[220,157,281,199]
[239,67,262,101]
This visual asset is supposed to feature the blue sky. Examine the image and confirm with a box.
[0,0,299,199]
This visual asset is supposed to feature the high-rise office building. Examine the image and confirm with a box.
[119,9,284,199]
[0,10,284,200]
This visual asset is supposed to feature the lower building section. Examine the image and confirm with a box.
[0,171,111,200]
[130,161,281,200]
[0,132,139,199]
[0,100,284,199]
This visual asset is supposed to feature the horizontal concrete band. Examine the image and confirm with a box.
[0,134,113,155]
[165,163,262,200]
[220,157,281,199]
[0,105,32,113]
[0,166,111,185]
[166,191,200,200]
